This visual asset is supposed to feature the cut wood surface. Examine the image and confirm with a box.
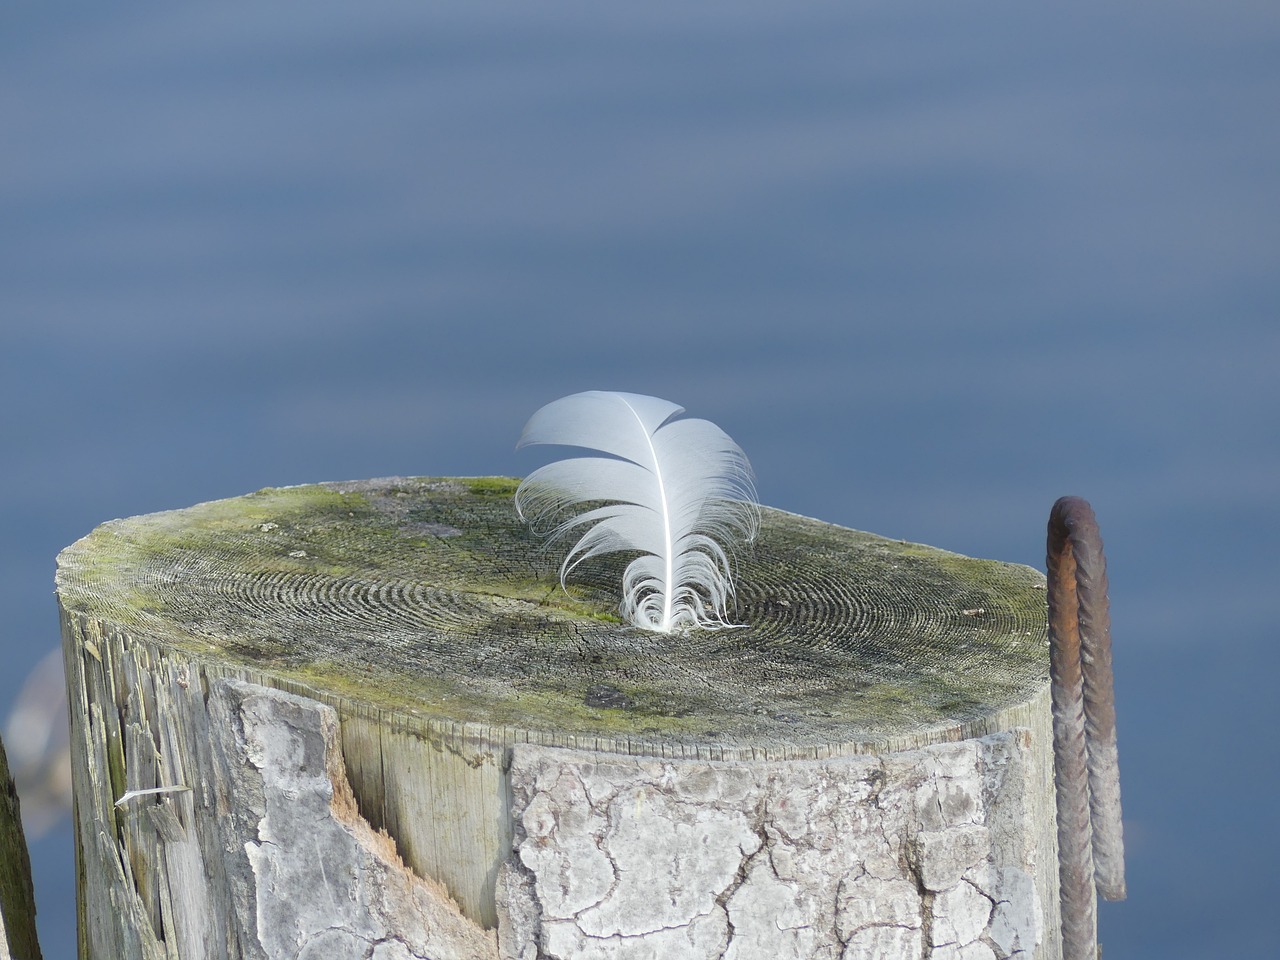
[57,477,1061,959]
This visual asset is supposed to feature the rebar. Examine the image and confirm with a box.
[1048,496,1126,960]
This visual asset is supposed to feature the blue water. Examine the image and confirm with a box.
[2,2,1277,955]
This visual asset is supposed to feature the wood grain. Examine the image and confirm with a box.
[56,477,1059,957]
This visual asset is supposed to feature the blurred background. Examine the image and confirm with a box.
[2,2,1276,956]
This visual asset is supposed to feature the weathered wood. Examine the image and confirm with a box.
[57,477,1061,959]
[1,732,43,960]
[499,733,1047,959]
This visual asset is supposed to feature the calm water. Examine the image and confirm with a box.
[3,2,1277,955]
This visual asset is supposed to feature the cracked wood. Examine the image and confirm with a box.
[56,477,1062,958]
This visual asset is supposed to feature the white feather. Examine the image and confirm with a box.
[515,391,759,633]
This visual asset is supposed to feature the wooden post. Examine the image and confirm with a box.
[1,732,43,960]
[56,477,1061,959]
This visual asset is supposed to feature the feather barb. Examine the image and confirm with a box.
[515,391,758,633]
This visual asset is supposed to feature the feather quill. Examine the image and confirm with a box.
[515,391,759,633]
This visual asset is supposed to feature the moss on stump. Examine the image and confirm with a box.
[58,476,1047,758]
[56,477,1053,935]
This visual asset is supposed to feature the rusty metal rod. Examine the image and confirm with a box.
[1048,496,1126,960]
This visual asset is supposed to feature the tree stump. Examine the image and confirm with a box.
[56,477,1060,959]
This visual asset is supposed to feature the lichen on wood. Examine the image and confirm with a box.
[57,476,1048,754]
[56,477,1060,957]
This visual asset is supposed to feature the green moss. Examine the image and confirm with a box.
[58,478,1050,750]
[464,476,521,497]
